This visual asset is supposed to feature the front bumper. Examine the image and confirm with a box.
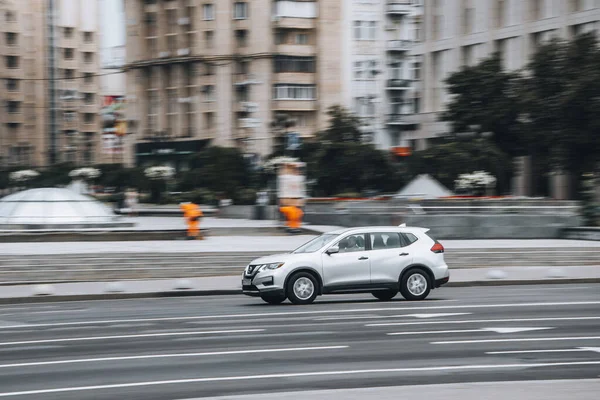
[242,271,286,297]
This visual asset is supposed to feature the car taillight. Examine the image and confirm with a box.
[431,242,444,254]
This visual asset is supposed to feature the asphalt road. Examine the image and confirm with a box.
[0,284,599,399]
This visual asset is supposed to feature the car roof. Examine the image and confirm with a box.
[327,226,430,235]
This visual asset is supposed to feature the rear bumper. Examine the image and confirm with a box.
[435,276,449,288]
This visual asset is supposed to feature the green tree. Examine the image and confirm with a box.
[442,52,525,157]
[306,106,403,196]
[180,146,256,201]
[408,138,512,194]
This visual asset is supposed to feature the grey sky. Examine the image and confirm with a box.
[101,0,125,48]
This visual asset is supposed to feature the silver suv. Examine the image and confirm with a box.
[242,226,449,305]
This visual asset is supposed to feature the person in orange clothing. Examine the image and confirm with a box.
[180,202,204,240]
[279,205,303,233]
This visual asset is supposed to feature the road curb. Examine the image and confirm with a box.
[1,278,599,304]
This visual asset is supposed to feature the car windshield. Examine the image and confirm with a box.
[292,234,338,254]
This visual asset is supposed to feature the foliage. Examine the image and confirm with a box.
[580,173,599,226]
[302,106,403,197]
[69,167,101,180]
[442,33,600,197]
[442,53,524,157]
[408,138,512,194]
[9,170,40,183]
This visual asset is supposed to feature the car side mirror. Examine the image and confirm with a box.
[326,246,339,255]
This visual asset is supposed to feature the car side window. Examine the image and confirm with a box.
[401,232,418,246]
[370,233,403,250]
[337,234,366,253]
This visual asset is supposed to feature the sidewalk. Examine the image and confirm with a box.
[1,266,599,304]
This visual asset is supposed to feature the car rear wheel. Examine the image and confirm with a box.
[287,272,318,305]
[371,289,398,301]
[400,268,431,301]
[260,293,286,305]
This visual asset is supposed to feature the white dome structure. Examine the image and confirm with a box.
[0,188,130,229]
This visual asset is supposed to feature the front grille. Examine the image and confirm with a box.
[245,264,259,277]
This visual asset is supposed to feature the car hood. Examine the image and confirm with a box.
[250,252,309,265]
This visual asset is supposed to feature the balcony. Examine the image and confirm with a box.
[387,1,413,15]
[6,113,24,124]
[387,40,413,52]
[273,1,317,29]
[386,113,413,125]
[386,79,412,90]
[273,100,317,111]
[276,44,315,57]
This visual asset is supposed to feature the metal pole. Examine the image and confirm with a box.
[47,0,58,165]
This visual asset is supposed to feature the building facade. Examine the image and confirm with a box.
[0,0,103,168]
[124,0,344,168]
[409,0,599,150]
[1,0,47,167]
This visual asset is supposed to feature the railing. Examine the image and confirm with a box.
[387,40,413,51]
[387,79,412,88]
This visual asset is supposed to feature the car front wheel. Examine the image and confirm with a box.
[400,268,431,301]
[287,272,318,305]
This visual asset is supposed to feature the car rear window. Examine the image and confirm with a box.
[402,232,418,245]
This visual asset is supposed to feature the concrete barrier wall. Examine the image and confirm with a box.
[303,199,582,239]
[218,205,279,220]
[562,227,600,241]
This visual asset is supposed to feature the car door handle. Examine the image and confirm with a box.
[399,253,409,256]
[359,256,369,260]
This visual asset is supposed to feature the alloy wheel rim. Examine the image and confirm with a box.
[407,273,427,296]
[293,277,314,300]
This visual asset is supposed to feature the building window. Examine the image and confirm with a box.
[145,13,157,36]
[63,111,77,122]
[412,61,422,80]
[233,2,248,19]
[204,62,215,75]
[147,38,158,56]
[496,0,506,27]
[414,17,424,42]
[5,56,19,68]
[275,30,287,44]
[353,21,376,40]
[6,79,19,92]
[84,52,94,63]
[203,4,214,20]
[462,1,474,34]
[64,69,75,79]
[204,30,214,48]
[5,11,16,22]
[273,84,316,100]
[235,29,248,47]
[236,85,249,102]
[295,33,308,45]
[83,133,94,164]
[236,60,249,74]
[204,112,215,129]
[274,56,315,73]
[84,93,95,105]
[84,113,94,124]
[5,32,18,46]
[570,0,584,12]
[64,48,74,60]
[7,101,21,113]
[63,27,74,38]
[83,32,94,43]
[203,85,215,101]
[84,73,94,84]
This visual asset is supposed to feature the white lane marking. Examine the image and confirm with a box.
[486,347,600,355]
[388,327,553,336]
[367,316,600,327]
[315,312,471,321]
[1,361,600,397]
[0,310,88,317]
[2,301,599,330]
[0,329,264,347]
[433,336,600,345]
[0,346,348,369]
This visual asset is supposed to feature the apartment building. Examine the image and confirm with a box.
[408,0,599,150]
[124,0,343,168]
[0,0,103,168]
[1,0,47,167]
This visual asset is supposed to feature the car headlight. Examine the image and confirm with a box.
[258,262,285,271]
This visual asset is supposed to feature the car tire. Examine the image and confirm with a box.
[287,272,318,305]
[260,293,286,305]
[371,289,398,301]
[400,268,431,301]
